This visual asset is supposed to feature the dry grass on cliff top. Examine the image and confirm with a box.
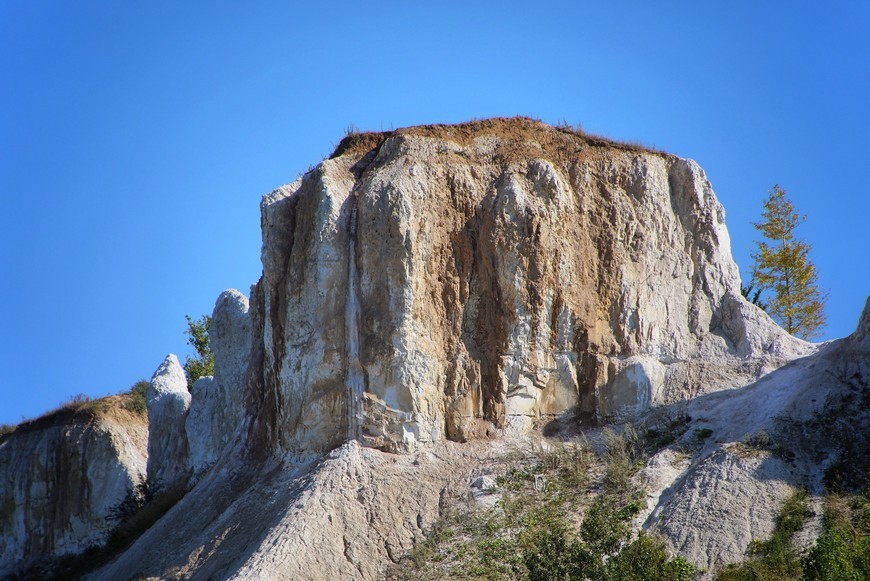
[0,383,148,442]
[330,116,668,162]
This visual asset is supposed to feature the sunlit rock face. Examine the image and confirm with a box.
[0,402,147,575]
[186,289,251,478]
[244,118,810,455]
[146,354,191,490]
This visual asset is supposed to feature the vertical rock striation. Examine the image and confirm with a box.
[86,118,829,581]
[0,400,147,575]
[186,289,252,477]
[245,118,810,455]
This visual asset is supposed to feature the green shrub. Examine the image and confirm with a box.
[122,380,148,415]
[389,432,693,580]
[607,532,694,581]
[694,428,714,442]
[522,523,593,581]
[804,489,870,580]
[602,425,645,494]
[717,489,811,580]
[183,314,214,389]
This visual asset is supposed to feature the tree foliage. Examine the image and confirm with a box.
[183,315,213,389]
[741,281,767,310]
[751,185,827,340]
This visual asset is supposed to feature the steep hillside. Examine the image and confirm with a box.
[645,297,869,573]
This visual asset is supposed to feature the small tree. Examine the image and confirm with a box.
[751,185,827,340]
[183,315,214,389]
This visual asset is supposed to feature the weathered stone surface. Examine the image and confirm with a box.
[84,120,862,581]
[147,354,191,490]
[247,118,809,455]
[89,439,494,581]
[640,296,870,576]
[0,399,147,576]
[186,290,251,477]
[211,289,252,421]
[185,376,219,477]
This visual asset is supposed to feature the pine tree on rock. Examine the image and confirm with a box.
[751,185,827,340]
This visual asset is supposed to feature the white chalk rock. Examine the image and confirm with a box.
[185,290,251,477]
[0,399,147,575]
[147,354,191,491]
[245,119,811,454]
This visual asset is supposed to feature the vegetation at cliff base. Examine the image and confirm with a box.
[750,185,827,340]
[389,429,693,580]
[718,484,870,580]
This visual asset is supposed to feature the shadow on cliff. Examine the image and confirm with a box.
[542,335,864,503]
[87,447,323,580]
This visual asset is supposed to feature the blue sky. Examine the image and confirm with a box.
[1,2,868,425]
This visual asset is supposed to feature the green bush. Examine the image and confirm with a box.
[717,489,811,580]
[183,315,214,389]
[522,522,593,581]
[389,431,693,580]
[607,533,694,581]
[694,428,714,442]
[804,489,870,580]
[122,380,148,415]
[602,426,645,494]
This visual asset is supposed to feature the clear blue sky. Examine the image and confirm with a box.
[2,2,868,425]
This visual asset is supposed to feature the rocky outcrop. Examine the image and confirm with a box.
[642,296,870,575]
[89,438,496,581]
[0,398,147,576]
[16,118,839,580]
[245,117,809,455]
[147,354,191,491]
[186,290,251,477]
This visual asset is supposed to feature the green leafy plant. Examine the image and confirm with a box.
[122,380,148,415]
[389,432,692,580]
[717,489,811,580]
[694,428,714,443]
[804,489,870,580]
[183,315,214,389]
[602,425,645,494]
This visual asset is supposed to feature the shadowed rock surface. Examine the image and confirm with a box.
[0,397,147,575]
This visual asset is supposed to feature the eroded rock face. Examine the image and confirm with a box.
[86,119,845,581]
[641,296,870,576]
[147,354,191,490]
[246,118,809,455]
[0,402,147,575]
[186,290,251,477]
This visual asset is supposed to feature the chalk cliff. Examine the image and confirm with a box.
[0,397,147,575]
[244,117,808,456]
[3,118,844,579]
